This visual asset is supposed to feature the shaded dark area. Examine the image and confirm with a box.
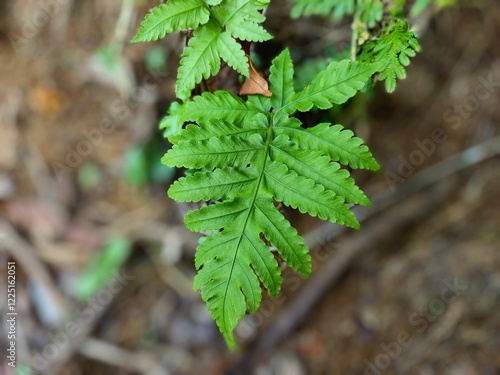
[0,0,499,374]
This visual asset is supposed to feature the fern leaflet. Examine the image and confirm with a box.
[278,58,381,114]
[212,0,272,42]
[131,0,210,42]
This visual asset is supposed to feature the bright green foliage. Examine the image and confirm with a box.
[159,102,188,138]
[410,0,432,16]
[176,20,249,100]
[358,0,383,28]
[359,19,420,92]
[132,0,210,42]
[290,0,453,23]
[290,0,382,26]
[211,0,272,42]
[389,0,455,17]
[130,0,407,349]
[74,236,132,301]
[410,0,456,16]
[282,59,382,114]
[162,49,379,346]
[289,0,425,93]
[290,0,355,21]
[132,0,271,100]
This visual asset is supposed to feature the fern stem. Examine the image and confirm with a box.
[350,1,361,61]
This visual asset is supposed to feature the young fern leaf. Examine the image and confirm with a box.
[133,0,272,100]
[176,20,249,100]
[162,49,379,347]
[359,19,421,92]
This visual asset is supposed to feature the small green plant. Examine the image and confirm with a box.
[132,0,436,347]
[358,18,420,92]
[132,0,271,100]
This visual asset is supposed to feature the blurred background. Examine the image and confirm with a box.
[1,0,500,374]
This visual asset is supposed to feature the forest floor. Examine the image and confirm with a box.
[0,0,499,374]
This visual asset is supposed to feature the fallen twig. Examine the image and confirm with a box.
[0,220,66,324]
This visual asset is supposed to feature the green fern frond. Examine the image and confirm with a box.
[359,19,420,92]
[176,20,249,100]
[162,49,379,346]
[133,0,272,100]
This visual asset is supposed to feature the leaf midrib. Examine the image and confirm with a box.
[220,114,274,328]
[175,176,258,194]
[181,128,266,143]
[172,144,264,159]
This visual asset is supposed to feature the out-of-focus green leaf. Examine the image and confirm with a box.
[74,236,132,301]
[96,45,119,72]
[123,147,149,186]
[77,163,101,191]
[146,46,168,74]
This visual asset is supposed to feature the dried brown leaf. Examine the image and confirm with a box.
[239,56,272,97]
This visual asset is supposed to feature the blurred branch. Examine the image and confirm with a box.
[303,133,500,251]
[78,338,158,374]
[0,220,66,324]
